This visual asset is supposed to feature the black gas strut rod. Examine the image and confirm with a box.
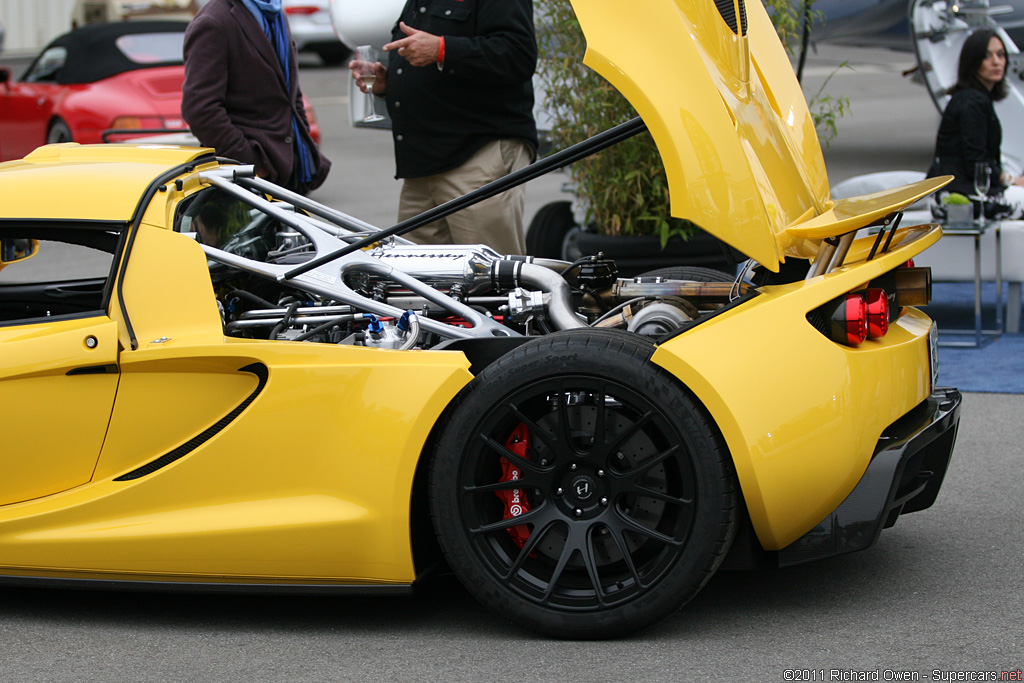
[281,116,649,281]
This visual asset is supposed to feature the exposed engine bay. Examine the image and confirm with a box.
[182,168,750,352]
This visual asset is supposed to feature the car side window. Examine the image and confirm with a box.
[0,225,122,326]
[115,32,185,64]
[176,188,283,262]
[23,47,67,83]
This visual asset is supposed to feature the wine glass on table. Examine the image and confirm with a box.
[974,161,991,223]
[355,45,385,123]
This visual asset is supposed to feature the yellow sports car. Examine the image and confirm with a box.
[0,0,959,638]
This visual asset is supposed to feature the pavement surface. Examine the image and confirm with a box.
[1,391,1020,682]
[1,45,1021,682]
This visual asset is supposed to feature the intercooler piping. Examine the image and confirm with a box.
[493,258,587,330]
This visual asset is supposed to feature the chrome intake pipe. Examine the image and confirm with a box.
[374,245,586,330]
[488,257,585,330]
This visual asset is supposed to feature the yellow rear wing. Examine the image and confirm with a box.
[786,176,953,241]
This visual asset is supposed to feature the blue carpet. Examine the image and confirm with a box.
[926,282,1024,394]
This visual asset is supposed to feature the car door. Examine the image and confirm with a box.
[0,226,122,506]
[0,81,59,159]
[0,46,66,161]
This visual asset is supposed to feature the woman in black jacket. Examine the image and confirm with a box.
[928,28,1024,217]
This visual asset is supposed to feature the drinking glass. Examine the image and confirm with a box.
[973,162,991,223]
[355,45,384,123]
[973,162,992,196]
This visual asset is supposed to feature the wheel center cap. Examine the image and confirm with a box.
[570,475,596,502]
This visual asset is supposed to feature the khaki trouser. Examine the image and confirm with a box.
[399,138,533,255]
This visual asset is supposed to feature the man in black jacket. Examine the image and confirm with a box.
[351,0,538,254]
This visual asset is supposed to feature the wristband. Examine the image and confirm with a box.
[436,36,445,70]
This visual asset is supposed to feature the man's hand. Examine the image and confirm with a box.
[348,58,387,96]
[383,22,441,67]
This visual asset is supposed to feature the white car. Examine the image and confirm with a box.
[327,0,402,52]
[285,0,349,65]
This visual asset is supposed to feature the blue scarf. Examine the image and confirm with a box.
[240,0,314,186]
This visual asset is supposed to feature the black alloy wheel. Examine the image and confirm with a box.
[429,329,737,638]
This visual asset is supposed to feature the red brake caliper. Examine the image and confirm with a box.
[496,423,532,548]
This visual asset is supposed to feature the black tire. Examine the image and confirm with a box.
[429,329,737,639]
[561,225,584,262]
[47,119,73,144]
[638,265,734,282]
[316,44,350,66]
[526,200,576,259]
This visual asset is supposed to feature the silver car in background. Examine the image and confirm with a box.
[284,0,348,64]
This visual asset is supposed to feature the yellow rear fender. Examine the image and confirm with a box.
[653,224,942,550]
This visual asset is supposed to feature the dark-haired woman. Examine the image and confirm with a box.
[928,28,1024,217]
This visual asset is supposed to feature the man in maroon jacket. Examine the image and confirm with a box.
[182,0,330,193]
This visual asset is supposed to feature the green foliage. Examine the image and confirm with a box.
[536,0,692,242]
[806,61,851,149]
[762,0,850,147]
[536,0,849,239]
[762,0,806,51]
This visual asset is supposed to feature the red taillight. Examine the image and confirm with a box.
[903,259,915,268]
[813,289,892,346]
[284,5,318,14]
[865,288,890,339]
[840,294,869,346]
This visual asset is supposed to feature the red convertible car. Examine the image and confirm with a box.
[0,20,321,162]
